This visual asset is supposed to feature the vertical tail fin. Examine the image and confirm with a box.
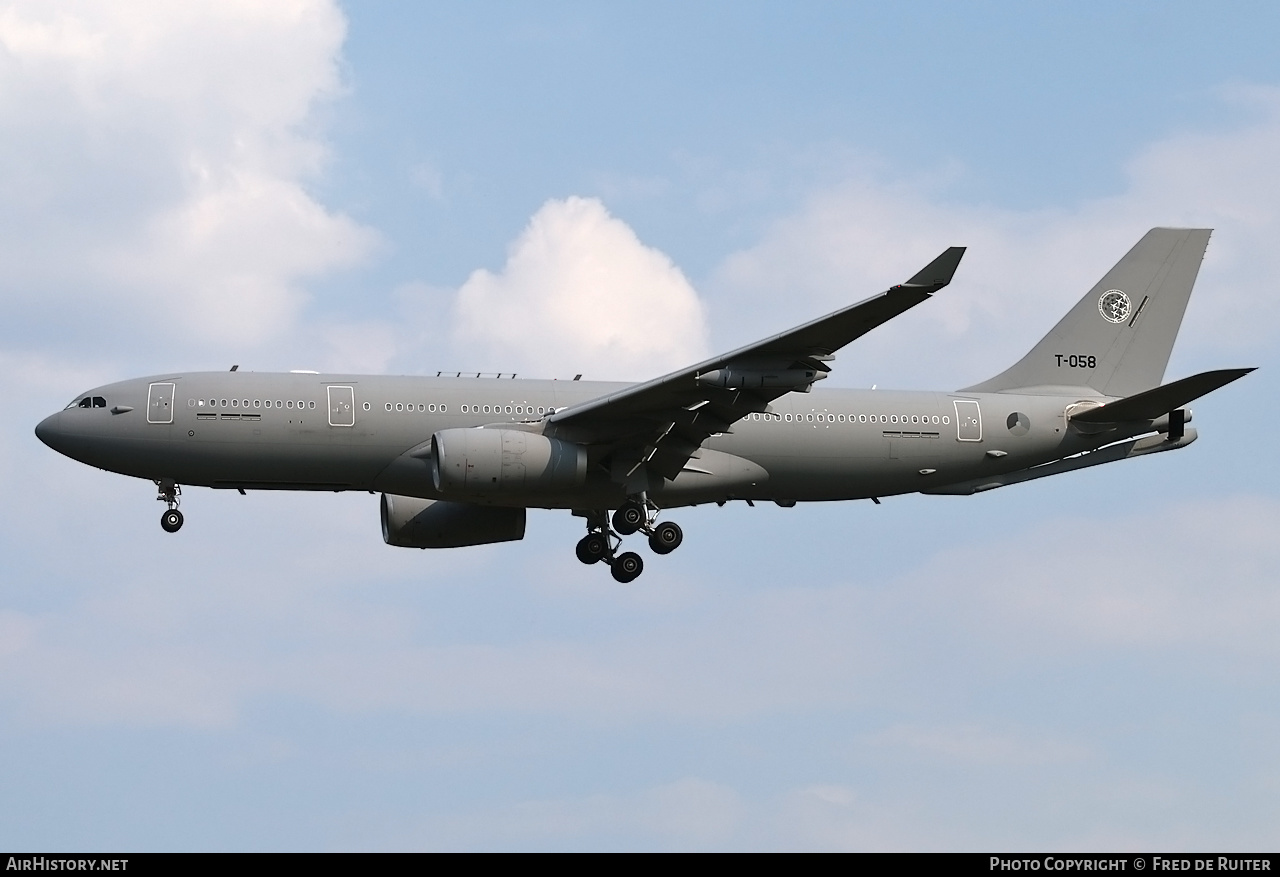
[962,228,1211,397]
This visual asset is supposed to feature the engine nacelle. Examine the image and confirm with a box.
[431,428,587,496]
[380,493,525,548]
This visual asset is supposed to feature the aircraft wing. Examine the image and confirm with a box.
[546,246,965,483]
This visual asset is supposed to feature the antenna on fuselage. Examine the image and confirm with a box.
[230,365,239,372]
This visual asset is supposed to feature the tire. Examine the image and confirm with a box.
[161,509,184,533]
[575,533,608,564]
[648,521,683,555]
[612,503,645,536]
[611,551,643,583]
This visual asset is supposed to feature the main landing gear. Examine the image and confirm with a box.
[574,499,683,583]
[156,479,184,533]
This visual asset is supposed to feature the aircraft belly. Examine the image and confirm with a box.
[86,430,396,490]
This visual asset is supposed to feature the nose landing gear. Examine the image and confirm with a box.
[156,479,183,533]
[574,499,681,582]
[161,508,184,533]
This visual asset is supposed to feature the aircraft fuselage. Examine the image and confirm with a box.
[36,371,1133,508]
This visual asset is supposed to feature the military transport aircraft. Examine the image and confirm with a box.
[35,228,1252,582]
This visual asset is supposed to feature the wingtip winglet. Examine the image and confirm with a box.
[904,246,966,291]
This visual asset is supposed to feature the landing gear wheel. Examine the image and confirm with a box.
[612,502,646,536]
[161,509,184,533]
[575,533,609,564]
[648,521,683,555]
[611,551,644,583]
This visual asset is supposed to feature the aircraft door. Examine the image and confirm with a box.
[147,382,175,424]
[953,399,982,441]
[327,386,355,427]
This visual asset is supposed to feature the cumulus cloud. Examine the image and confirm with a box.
[0,0,377,353]
[453,196,709,380]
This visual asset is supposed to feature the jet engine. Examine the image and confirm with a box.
[380,493,525,548]
[431,428,586,496]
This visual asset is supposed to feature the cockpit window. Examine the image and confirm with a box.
[92,396,106,408]
[65,395,108,410]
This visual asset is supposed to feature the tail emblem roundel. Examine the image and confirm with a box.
[1098,289,1131,323]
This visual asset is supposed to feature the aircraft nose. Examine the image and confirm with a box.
[35,411,66,452]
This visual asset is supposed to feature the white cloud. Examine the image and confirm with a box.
[710,89,1280,389]
[453,196,709,380]
[0,0,377,351]
[409,161,447,203]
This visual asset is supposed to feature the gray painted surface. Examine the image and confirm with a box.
[963,227,1211,396]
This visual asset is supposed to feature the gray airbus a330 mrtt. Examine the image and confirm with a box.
[36,227,1253,582]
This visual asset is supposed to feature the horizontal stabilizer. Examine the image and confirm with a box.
[1070,367,1255,423]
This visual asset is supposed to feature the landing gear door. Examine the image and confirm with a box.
[147,382,175,424]
[327,385,355,427]
[953,399,982,441]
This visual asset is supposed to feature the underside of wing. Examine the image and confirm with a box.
[545,246,966,487]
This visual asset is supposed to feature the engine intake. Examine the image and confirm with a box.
[431,428,587,496]
[381,494,525,548]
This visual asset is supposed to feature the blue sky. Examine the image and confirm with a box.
[2,1,1279,851]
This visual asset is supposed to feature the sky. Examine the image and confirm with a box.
[2,1,1279,851]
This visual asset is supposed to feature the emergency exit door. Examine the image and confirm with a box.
[953,399,982,441]
[147,382,175,424]
[327,386,355,427]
